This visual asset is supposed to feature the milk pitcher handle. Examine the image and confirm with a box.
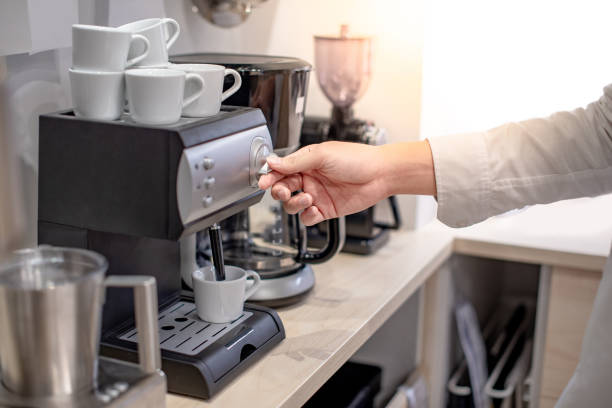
[105,275,161,374]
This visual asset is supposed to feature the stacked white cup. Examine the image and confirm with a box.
[70,17,241,125]
[70,24,151,120]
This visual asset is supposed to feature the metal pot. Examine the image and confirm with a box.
[171,53,311,156]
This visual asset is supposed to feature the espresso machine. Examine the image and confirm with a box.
[300,26,401,255]
[37,106,284,399]
[172,54,345,306]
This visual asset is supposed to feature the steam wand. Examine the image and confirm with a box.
[208,223,226,281]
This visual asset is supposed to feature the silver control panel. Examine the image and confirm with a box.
[176,125,273,226]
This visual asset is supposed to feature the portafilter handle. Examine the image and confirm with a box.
[105,275,162,374]
[294,216,345,264]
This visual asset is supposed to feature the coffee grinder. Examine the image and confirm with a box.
[301,25,401,255]
[171,54,345,307]
[38,106,284,399]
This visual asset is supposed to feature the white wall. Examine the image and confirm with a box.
[416,0,612,226]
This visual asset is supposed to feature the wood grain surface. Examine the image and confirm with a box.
[539,267,601,408]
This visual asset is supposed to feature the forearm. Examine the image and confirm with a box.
[428,85,612,228]
[379,140,437,197]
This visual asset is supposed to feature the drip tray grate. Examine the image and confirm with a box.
[119,300,252,356]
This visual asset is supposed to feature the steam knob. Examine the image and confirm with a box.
[249,136,273,187]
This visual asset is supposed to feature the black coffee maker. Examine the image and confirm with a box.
[38,107,285,399]
[300,26,401,255]
[172,54,345,307]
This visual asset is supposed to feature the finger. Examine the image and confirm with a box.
[271,174,303,201]
[258,170,285,190]
[267,144,324,175]
[300,206,325,226]
[282,192,313,214]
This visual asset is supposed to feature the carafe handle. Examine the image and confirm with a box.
[294,216,345,264]
[105,275,161,374]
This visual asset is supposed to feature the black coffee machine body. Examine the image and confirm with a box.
[172,54,345,307]
[38,107,285,399]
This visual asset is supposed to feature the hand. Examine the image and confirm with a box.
[258,140,437,226]
[258,141,390,226]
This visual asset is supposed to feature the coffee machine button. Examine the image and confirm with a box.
[113,382,129,393]
[97,393,112,403]
[104,387,120,398]
[203,176,215,189]
[202,195,214,207]
[202,157,215,170]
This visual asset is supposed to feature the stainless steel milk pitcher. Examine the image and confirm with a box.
[0,246,161,397]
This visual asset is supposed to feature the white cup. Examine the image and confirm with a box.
[69,69,125,120]
[170,63,242,117]
[72,24,150,71]
[125,68,204,125]
[118,18,180,68]
[192,265,261,323]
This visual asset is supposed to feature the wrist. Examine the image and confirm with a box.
[379,141,437,196]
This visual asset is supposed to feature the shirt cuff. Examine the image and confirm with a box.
[427,132,492,228]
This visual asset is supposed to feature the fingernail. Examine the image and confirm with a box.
[300,197,309,206]
[267,154,280,165]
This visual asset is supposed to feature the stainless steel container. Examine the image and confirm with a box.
[0,247,161,398]
[171,53,311,156]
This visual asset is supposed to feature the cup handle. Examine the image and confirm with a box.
[105,275,161,374]
[162,18,180,50]
[243,270,262,301]
[182,73,205,108]
[126,34,150,67]
[221,68,242,102]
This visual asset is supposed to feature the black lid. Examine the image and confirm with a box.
[170,53,311,74]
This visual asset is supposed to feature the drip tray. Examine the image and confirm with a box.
[119,301,252,356]
[102,300,285,399]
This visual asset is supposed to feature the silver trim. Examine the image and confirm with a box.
[248,265,315,301]
[176,125,272,225]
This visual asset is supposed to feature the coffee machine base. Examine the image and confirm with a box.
[0,357,166,408]
[248,264,315,307]
[100,298,284,400]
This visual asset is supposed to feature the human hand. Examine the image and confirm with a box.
[258,140,437,226]
[257,141,389,226]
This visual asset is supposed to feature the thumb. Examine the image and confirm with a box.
[267,145,324,175]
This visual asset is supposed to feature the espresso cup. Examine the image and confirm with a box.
[125,68,204,125]
[119,18,180,68]
[72,24,150,71]
[192,265,261,323]
[69,69,125,120]
[170,63,242,117]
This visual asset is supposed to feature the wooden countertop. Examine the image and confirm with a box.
[449,195,612,271]
[167,226,453,408]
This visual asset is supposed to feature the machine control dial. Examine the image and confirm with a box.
[249,137,273,187]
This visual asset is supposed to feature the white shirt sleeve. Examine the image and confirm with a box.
[428,84,612,228]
